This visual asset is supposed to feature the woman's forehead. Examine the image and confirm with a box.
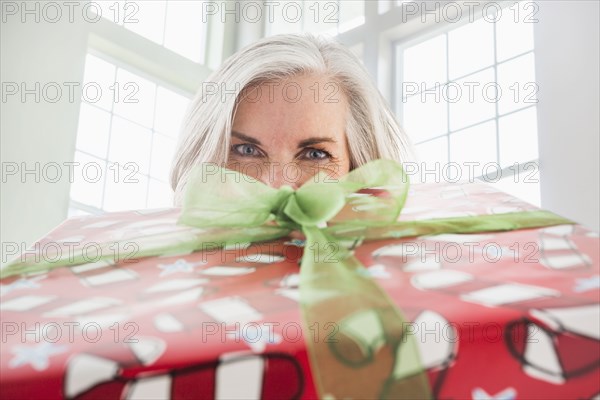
[233,75,348,142]
[244,74,346,103]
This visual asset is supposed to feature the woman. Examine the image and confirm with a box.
[170,33,412,205]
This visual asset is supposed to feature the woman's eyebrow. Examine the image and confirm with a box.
[232,132,336,148]
[297,137,337,147]
[231,131,261,145]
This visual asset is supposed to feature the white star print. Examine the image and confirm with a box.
[0,275,45,296]
[237,324,282,353]
[472,387,516,400]
[157,259,205,277]
[573,275,600,292]
[358,264,390,279]
[9,342,68,371]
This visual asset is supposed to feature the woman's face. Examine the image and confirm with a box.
[228,74,351,189]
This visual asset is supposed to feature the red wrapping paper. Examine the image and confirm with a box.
[1,181,598,399]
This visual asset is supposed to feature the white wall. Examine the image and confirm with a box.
[1,8,90,263]
[534,0,600,231]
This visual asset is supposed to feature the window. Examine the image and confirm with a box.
[93,1,208,63]
[69,53,191,216]
[265,0,365,36]
[396,2,540,205]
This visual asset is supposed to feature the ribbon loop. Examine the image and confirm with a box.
[283,183,347,227]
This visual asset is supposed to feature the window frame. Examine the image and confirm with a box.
[393,12,539,169]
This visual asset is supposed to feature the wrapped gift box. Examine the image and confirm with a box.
[1,181,599,399]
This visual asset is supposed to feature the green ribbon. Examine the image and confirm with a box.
[173,159,574,399]
[0,160,573,399]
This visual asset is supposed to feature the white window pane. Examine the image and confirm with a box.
[109,116,153,175]
[417,137,448,164]
[154,87,190,138]
[164,1,207,63]
[448,17,494,79]
[70,151,105,209]
[124,0,166,45]
[303,1,338,34]
[378,0,393,14]
[147,178,174,209]
[339,1,365,32]
[403,92,448,143]
[450,121,497,178]
[449,68,496,131]
[415,136,448,184]
[75,103,111,159]
[499,107,538,167]
[82,54,116,112]
[497,53,537,115]
[496,2,535,62]
[103,163,148,211]
[403,35,447,90]
[150,133,177,183]
[93,0,125,25]
[266,1,303,35]
[112,68,157,129]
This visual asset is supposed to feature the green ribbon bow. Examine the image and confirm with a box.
[1,159,573,399]
[178,159,572,399]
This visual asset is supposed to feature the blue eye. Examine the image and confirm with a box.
[305,148,331,160]
[232,144,261,157]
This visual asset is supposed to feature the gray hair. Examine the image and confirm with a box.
[170,33,413,205]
